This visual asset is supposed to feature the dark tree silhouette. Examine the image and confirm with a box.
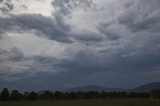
[0,88,10,101]
[39,91,53,100]
[23,91,29,100]
[0,88,155,101]
[138,92,151,99]
[128,92,138,98]
[76,91,85,99]
[54,91,64,100]
[11,90,23,101]
[28,91,38,101]
[151,89,160,99]
[68,92,76,100]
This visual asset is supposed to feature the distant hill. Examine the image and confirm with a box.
[38,82,160,93]
[133,82,160,92]
[65,85,123,92]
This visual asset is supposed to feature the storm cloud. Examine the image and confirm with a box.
[0,14,72,43]
[0,0,14,14]
[0,0,160,90]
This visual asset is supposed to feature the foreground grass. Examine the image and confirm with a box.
[0,99,160,106]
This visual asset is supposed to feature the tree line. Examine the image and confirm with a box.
[0,88,160,101]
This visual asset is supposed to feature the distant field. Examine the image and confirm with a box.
[0,99,160,106]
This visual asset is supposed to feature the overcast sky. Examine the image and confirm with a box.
[0,0,160,90]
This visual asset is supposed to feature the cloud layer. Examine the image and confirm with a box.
[0,0,160,90]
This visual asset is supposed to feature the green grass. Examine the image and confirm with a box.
[0,99,160,106]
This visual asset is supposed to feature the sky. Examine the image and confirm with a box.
[0,0,160,91]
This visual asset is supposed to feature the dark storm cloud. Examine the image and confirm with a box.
[0,0,14,13]
[51,0,103,42]
[96,0,160,41]
[0,0,102,43]
[1,47,24,61]
[52,0,71,16]
[0,46,26,84]
[0,13,103,43]
[97,22,121,40]
[52,0,94,16]
[117,0,160,32]
[118,9,160,32]
[0,53,62,86]
[0,0,3,3]
[0,14,72,43]
[0,47,24,65]
[72,30,104,42]
[1,0,160,89]
[51,0,94,33]
[61,36,160,73]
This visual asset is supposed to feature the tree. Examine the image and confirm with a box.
[23,91,29,100]
[128,92,138,98]
[40,91,53,100]
[68,92,77,100]
[54,91,64,100]
[100,91,108,99]
[0,88,10,101]
[11,90,22,101]
[151,89,160,99]
[28,91,38,101]
[138,92,151,99]
[76,91,85,99]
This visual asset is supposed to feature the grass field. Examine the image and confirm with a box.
[0,99,160,106]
